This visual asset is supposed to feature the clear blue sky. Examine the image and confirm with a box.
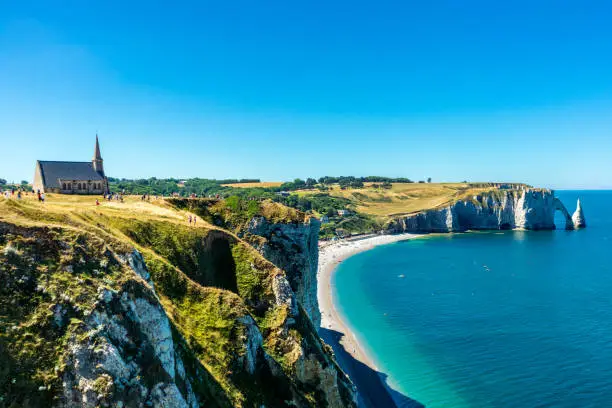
[1,1,611,189]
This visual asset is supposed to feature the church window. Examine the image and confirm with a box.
[62,183,67,190]
[78,183,82,190]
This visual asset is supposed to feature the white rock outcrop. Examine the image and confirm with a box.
[58,251,198,408]
[572,199,586,229]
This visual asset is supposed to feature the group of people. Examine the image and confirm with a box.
[0,188,46,203]
[1,187,31,200]
[104,192,124,202]
[96,192,124,206]
[187,214,198,226]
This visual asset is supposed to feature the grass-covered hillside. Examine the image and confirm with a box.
[0,195,355,407]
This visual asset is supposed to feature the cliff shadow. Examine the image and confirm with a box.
[319,327,426,408]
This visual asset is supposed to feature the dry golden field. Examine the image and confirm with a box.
[295,182,524,218]
[221,182,283,188]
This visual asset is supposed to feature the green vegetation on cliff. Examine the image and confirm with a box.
[0,195,355,407]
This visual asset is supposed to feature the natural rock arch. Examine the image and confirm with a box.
[553,198,574,230]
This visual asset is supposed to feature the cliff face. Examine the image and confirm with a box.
[0,224,199,408]
[386,189,582,233]
[0,198,356,408]
[244,216,322,328]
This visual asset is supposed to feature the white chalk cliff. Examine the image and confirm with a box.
[245,216,322,327]
[386,188,586,233]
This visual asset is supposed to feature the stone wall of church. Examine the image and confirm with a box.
[57,179,107,195]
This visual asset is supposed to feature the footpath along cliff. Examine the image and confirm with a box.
[385,188,586,233]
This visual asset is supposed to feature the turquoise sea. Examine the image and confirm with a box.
[333,191,612,407]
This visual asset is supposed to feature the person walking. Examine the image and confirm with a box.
[188,215,192,225]
[193,216,197,226]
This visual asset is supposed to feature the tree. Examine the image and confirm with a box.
[306,178,317,187]
[21,180,29,185]
[0,178,6,185]
[427,177,432,183]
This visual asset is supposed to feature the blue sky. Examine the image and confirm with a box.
[1,1,611,189]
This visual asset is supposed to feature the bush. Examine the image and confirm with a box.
[246,200,260,218]
[225,196,242,212]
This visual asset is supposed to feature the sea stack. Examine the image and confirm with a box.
[572,199,586,229]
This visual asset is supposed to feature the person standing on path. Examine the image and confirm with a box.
[188,215,192,225]
[193,216,197,226]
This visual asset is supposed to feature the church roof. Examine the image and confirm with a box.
[37,161,105,189]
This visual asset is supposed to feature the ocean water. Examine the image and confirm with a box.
[333,191,612,408]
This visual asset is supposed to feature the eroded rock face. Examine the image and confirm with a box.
[272,273,298,317]
[245,216,322,327]
[237,275,357,408]
[58,253,198,408]
[236,315,264,375]
[386,189,581,233]
[1,214,356,407]
[572,199,587,229]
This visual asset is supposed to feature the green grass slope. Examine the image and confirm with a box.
[0,195,354,407]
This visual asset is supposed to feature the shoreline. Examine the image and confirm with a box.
[317,233,421,407]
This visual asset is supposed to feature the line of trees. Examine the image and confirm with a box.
[106,177,262,196]
[278,175,417,191]
[106,175,425,196]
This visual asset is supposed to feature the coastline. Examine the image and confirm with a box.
[317,233,421,407]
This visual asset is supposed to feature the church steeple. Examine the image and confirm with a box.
[92,134,104,176]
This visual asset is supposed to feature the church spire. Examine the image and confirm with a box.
[94,133,102,161]
[92,134,104,176]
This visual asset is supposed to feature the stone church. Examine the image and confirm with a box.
[33,135,109,194]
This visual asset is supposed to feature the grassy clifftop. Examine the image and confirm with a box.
[297,182,531,218]
[167,197,306,231]
[0,195,354,407]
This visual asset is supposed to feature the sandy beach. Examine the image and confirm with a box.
[317,233,421,407]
